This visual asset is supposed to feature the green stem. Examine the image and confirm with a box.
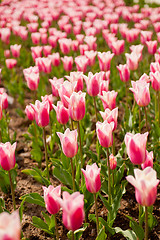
[70,158,75,192]
[8,170,16,210]
[93,193,99,235]
[43,127,49,180]
[71,119,74,130]
[107,148,111,205]
[158,91,160,126]
[145,206,148,240]
[54,214,59,240]
[125,82,128,108]
[93,96,98,122]
[5,110,10,141]
[144,106,148,132]
[112,132,115,155]
[0,128,2,142]
[138,165,142,226]
[139,107,141,133]
[71,231,75,240]
[77,121,84,186]
[155,92,158,121]
[112,170,114,187]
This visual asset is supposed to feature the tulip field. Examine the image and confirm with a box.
[0,0,160,239]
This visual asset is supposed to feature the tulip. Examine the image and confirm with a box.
[41,94,53,111]
[48,53,60,67]
[57,128,78,158]
[48,35,58,48]
[150,62,160,73]
[126,167,159,206]
[25,105,35,121]
[140,30,152,44]
[84,36,97,50]
[0,142,17,209]
[23,66,40,91]
[79,44,89,55]
[124,132,148,165]
[5,59,17,69]
[71,40,79,51]
[83,72,99,97]
[0,211,21,240]
[31,100,50,128]
[31,32,41,44]
[84,50,97,66]
[111,40,125,55]
[43,45,52,57]
[125,52,141,71]
[130,80,150,107]
[141,151,153,170]
[53,101,69,125]
[58,81,74,108]
[146,40,157,55]
[96,120,114,148]
[65,91,86,122]
[97,51,114,71]
[49,77,64,97]
[149,71,160,91]
[61,56,73,72]
[31,46,43,61]
[117,64,130,82]
[126,167,159,240]
[81,163,101,193]
[100,107,118,132]
[130,44,144,61]
[109,154,117,170]
[65,72,83,92]
[10,44,21,58]
[58,38,72,54]
[59,191,84,233]
[43,185,61,215]
[75,55,89,73]
[98,90,118,110]
[0,92,8,110]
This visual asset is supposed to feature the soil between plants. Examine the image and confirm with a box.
[0,94,159,240]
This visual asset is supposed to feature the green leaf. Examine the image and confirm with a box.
[98,218,115,235]
[129,220,144,240]
[32,216,53,236]
[99,194,111,212]
[115,227,137,240]
[96,226,107,240]
[42,211,51,226]
[53,166,73,188]
[67,223,89,240]
[20,193,45,207]
[148,212,158,230]
[22,168,50,186]
[114,164,125,185]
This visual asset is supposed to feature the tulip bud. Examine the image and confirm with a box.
[96,120,114,148]
[0,142,17,171]
[109,154,117,170]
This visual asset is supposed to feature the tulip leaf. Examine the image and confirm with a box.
[129,219,144,240]
[53,166,73,188]
[96,226,107,240]
[32,216,54,236]
[67,223,89,240]
[20,192,45,207]
[115,227,137,240]
[22,168,50,186]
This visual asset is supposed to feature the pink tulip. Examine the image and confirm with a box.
[71,40,79,52]
[41,94,53,111]
[140,31,152,44]
[117,64,130,82]
[0,28,11,44]
[97,71,110,82]
[5,59,17,69]
[43,45,52,57]
[75,55,88,73]
[23,66,39,91]
[98,51,114,71]
[150,62,160,73]
[53,101,69,125]
[25,105,35,121]
[59,191,84,231]
[98,90,118,110]
[124,132,148,165]
[84,36,97,50]
[10,44,21,58]
[83,72,99,96]
[65,72,83,92]
[126,167,159,206]
[149,71,160,91]
[27,23,38,32]
[76,34,84,44]
[81,163,101,193]
[125,52,141,71]
[146,40,157,55]
[43,185,61,215]
[0,142,17,171]
[96,120,114,148]
[109,154,117,170]
[57,128,78,158]
[31,32,41,45]
[40,57,52,73]
[65,91,86,121]
[48,53,60,67]
[0,211,21,240]
[141,151,153,170]
[84,50,97,66]
[99,80,109,95]
[49,77,64,97]
[4,49,10,58]
[0,98,2,120]
[48,35,58,48]
[31,100,50,127]
[61,56,73,72]
[0,92,8,109]
[130,44,144,61]
[31,46,43,61]
[130,80,150,107]
[41,33,48,44]
[100,107,118,131]
[59,81,74,108]
[79,44,89,55]
[58,38,72,54]
[111,40,125,55]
